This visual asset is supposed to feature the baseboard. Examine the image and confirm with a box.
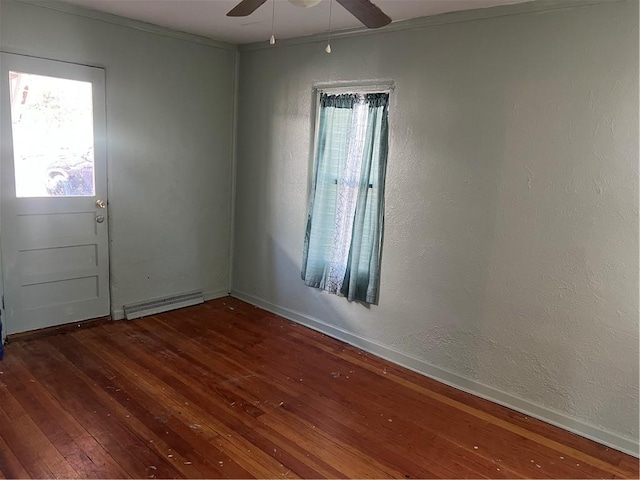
[231,289,639,458]
[111,308,125,321]
[110,289,228,321]
[203,289,230,301]
[123,290,205,320]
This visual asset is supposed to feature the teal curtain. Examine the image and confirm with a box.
[302,93,389,304]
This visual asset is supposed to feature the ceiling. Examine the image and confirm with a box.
[59,0,534,45]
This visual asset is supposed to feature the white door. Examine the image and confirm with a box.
[0,53,110,335]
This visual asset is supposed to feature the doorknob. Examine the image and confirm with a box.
[96,199,106,208]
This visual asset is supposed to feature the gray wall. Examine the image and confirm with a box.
[233,0,639,449]
[0,0,236,314]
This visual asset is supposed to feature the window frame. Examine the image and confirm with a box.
[307,81,394,207]
[303,82,393,303]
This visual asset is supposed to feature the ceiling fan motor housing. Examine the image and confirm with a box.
[227,0,391,30]
[288,0,322,7]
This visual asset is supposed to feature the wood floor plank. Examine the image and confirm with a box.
[0,360,103,478]
[180,302,624,477]
[1,354,129,478]
[119,310,456,476]
[78,325,293,479]
[616,454,640,477]
[370,358,627,467]
[0,297,637,479]
[96,317,404,478]
[45,332,236,479]
[0,428,30,479]
[155,300,640,478]
[16,338,180,479]
[132,317,350,478]
[0,386,66,478]
[147,310,448,477]
[288,324,633,478]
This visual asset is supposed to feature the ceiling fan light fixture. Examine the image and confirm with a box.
[288,0,322,7]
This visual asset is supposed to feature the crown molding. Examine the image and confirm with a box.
[8,0,621,54]
[12,0,238,52]
[239,0,619,52]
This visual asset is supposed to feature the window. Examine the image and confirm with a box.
[302,90,390,304]
[9,72,95,198]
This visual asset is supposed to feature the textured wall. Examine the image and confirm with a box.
[0,0,236,313]
[233,0,639,445]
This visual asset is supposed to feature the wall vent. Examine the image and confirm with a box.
[123,290,204,320]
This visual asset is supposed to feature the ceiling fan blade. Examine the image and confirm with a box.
[335,0,391,29]
[227,0,269,17]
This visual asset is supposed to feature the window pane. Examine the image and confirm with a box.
[302,91,390,304]
[9,71,95,197]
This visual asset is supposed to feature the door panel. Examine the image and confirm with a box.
[0,53,110,334]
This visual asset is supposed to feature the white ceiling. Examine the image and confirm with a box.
[59,0,534,45]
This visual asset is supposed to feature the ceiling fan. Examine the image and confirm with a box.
[227,0,392,29]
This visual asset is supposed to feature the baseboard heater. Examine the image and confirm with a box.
[123,290,204,320]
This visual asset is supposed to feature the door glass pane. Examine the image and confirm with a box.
[9,71,95,197]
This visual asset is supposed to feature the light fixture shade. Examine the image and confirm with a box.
[288,0,322,7]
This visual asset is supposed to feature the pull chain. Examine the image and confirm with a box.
[270,0,276,44]
[326,0,332,53]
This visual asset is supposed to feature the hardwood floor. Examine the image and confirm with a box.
[0,297,637,479]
